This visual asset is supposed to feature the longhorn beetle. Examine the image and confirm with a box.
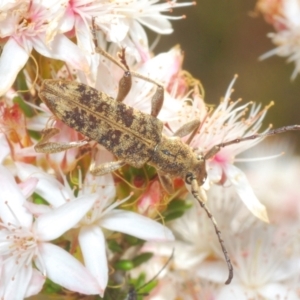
[35,18,300,285]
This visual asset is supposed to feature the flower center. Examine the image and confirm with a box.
[0,222,37,269]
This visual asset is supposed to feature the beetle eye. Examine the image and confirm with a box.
[185,172,194,184]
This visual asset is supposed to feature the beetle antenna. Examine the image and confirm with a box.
[126,249,175,299]
[204,125,300,160]
[136,248,174,292]
[191,178,233,284]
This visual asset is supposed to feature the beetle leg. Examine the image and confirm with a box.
[34,128,89,154]
[90,160,126,176]
[173,119,200,141]
[91,18,164,115]
[157,172,174,194]
[117,48,164,117]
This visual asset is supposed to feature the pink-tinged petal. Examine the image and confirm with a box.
[138,181,162,215]
[138,46,182,84]
[79,226,108,294]
[59,7,75,33]
[15,162,69,207]
[129,21,150,61]
[18,177,39,199]
[100,209,174,241]
[36,243,101,295]
[32,34,89,74]
[0,38,30,96]
[75,17,94,55]
[24,269,45,298]
[225,164,269,223]
[15,145,39,157]
[0,261,33,300]
[0,165,32,227]
[35,194,97,241]
[0,133,10,163]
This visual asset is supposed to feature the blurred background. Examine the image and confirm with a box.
[154,0,300,149]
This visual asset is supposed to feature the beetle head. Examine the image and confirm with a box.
[185,154,207,186]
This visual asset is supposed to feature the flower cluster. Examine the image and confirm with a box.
[256,0,300,79]
[0,0,299,299]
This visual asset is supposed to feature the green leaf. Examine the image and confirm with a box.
[162,199,192,222]
[124,234,143,246]
[114,259,134,271]
[43,278,62,294]
[164,211,185,222]
[107,240,122,253]
[32,193,48,205]
[13,96,34,117]
[132,252,153,267]
[167,199,192,213]
[28,130,41,140]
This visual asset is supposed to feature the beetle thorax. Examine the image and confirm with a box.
[149,135,206,183]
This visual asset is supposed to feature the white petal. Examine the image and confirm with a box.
[0,133,10,163]
[75,17,94,56]
[260,283,299,300]
[0,165,32,227]
[207,160,223,183]
[24,269,45,298]
[0,38,30,96]
[100,209,174,241]
[79,226,108,293]
[137,16,173,34]
[32,34,89,74]
[128,20,149,58]
[225,164,269,222]
[217,284,255,299]
[36,243,101,295]
[196,260,231,284]
[59,9,75,32]
[35,194,97,241]
[105,18,129,42]
[1,261,33,300]
[23,201,52,216]
[15,162,70,207]
[18,177,38,198]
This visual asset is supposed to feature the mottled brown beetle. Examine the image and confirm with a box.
[35,19,300,285]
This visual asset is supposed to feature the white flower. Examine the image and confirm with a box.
[0,165,101,299]
[16,162,175,295]
[143,186,249,286]
[216,224,300,300]
[169,76,271,222]
[0,0,89,95]
[108,0,195,59]
[257,0,300,79]
[239,138,300,222]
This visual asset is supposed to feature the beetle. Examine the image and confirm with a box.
[35,18,300,285]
